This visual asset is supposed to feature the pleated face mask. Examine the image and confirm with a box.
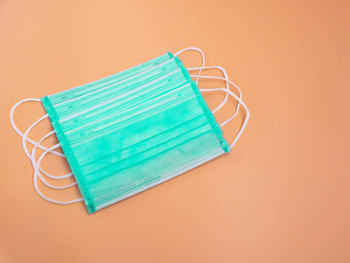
[10,47,250,214]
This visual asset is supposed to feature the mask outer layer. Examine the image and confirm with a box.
[41,52,230,213]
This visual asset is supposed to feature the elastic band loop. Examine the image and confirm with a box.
[175,48,235,115]
[33,134,82,204]
[190,75,250,148]
[174,47,205,85]
[10,98,64,156]
[187,66,240,115]
[22,117,73,180]
[13,98,72,181]
[31,131,76,189]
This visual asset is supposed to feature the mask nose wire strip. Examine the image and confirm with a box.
[10,98,65,156]
[33,133,83,204]
[174,47,205,86]
[30,131,77,189]
[22,114,73,180]
[187,66,240,115]
[189,75,250,148]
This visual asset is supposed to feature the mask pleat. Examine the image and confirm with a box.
[84,123,213,183]
[94,145,224,210]
[65,83,196,145]
[90,132,223,205]
[49,52,174,105]
[59,69,189,131]
[68,90,203,161]
[78,115,209,173]
[85,127,215,184]
[54,59,181,118]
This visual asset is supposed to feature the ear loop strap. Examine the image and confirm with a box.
[190,74,250,148]
[10,98,63,156]
[22,114,73,180]
[11,98,74,179]
[187,66,241,116]
[191,73,243,126]
[174,47,205,86]
[28,130,76,189]
[32,132,83,204]
[11,98,76,190]
[175,48,232,114]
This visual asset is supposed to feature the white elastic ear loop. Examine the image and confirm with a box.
[187,66,240,116]
[11,98,71,181]
[33,134,83,204]
[174,47,205,85]
[174,48,236,116]
[10,98,65,156]
[22,114,73,180]
[190,75,245,127]
[31,131,77,189]
[190,75,250,148]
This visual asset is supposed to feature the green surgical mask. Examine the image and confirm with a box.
[10,47,250,214]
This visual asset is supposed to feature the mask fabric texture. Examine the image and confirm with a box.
[41,52,231,213]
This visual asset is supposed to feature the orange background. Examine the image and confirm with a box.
[1,0,350,262]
